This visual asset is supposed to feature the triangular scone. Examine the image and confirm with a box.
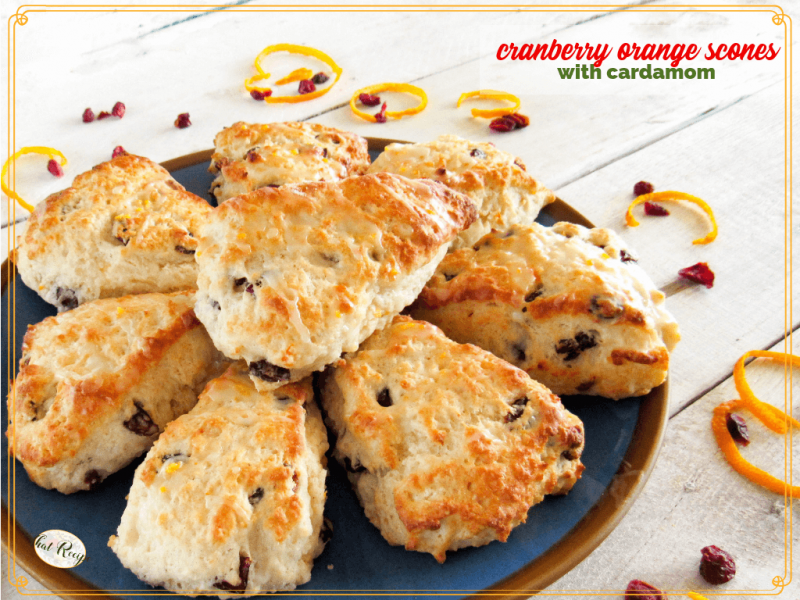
[319,316,585,563]
[367,134,555,250]
[409,223,680,399]
[14,153,211,311]
[209,121,370,203]
[194,172,477,391]
[7,291,225,493]
[110,365,328,596]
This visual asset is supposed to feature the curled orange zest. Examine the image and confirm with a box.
[625,191,717,245]
[350,83,428,123]
[249,44,342,104]
[457,89,520,118]
[734,350,800,433]
[275,68,313,85]
[244,73,272,94]
[687,593,709,600]
[1,146,67,213]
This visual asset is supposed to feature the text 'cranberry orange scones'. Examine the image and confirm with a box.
[195,172,477,392]
[110,365,328,595]
[7,291,225,494]
[409,223,680,399]
[14,153,211,311]
[320,316,585,563]
[209,121,370,203]
[367,134,555,250]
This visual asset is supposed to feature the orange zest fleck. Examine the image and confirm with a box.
[350,83,428,123]
[457,89,520,118]
[687,593,709,600]
[711,350,800,498]
[275,67,313,85]
[248,44,342,104]
[625,191,717,245]
[1,146,67,212]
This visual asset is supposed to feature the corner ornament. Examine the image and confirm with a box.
[771,575,787,592]
[11,574,29,591]
[771,9,787,25]
[12,10,28,26]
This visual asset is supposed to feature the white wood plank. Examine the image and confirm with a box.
[543,334,799,598]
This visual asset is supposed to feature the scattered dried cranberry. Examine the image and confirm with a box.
[726,413,750,445]
[47,159,64,178]
[250,89,272,100]
[625,580,666,600]
[700,545,736,584]
[111,101,126,118]
[174,112,191,129]
[506,113,530,128]
[97,111,112,120]
[298,79,316,95]
[311,72,329,85]
[82,108,95,123]
[634,181,655,196]
[359,93,381,106]
[112,146,127,159]
[644,201,670,216]
[489,116,517,132]
[375,102,388,123]
[678,262,715,288]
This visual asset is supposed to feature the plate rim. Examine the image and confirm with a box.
[2,140,669,598]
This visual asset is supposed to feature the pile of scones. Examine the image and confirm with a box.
[7,121,680,595]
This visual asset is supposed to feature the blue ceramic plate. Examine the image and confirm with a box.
[2,142,668,599]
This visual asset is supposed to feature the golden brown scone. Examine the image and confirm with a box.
[409,223,680,399]
[110,365,328,596]
[320,316,585,563]
[209,121,370,203]
[14,153,211,311]
[367,134,555,250]
[7,291,226,494]
[194,172,477,392]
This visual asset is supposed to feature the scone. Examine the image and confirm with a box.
[409,223,681,399]
[14,153,211,311]
[367,134,555,249]
[319,315,585,562]
[194,172,477,392]
[209,121,370,203]
[109,365,328,596]
[6,291,225,494]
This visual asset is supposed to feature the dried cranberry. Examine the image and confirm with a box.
[359,93,381,106]
[111,101,126,118]
[524,285,544,302]
[644,201,670,216]
[590,295,623,319]
[700,545,736,584]
[506,113,530,128]
[175,245,195,254]
[84,470,103,491]
[250,89,272,100]
[298,79,316,95]
[375,102,388,123]
[376,388,392,407]
[249,359,290,383]
[47,159,64,177]
[124,401,159,436]
[620,249,638,263]
[97,111,112,120]
[213,555,251,593]
[678,262,715,288]
[248,488,264,506]
[726,413,750,445]
[489,116,517,132]
[112,146,127,159]
[174,112,191,129]
[625,580,666,600]
[82,108,95,123]
[504,396,529,423]
[55,287,79,311]
[311,72,329,85]
[470,148,486,159]
[634,181,655,196]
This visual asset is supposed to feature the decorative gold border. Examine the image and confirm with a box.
[3,3,793,598]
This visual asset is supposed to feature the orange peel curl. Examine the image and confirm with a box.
[625,191,717,245]
[350,83,428,123]
[275,67,313,85]
[457,89,520,118]
[2,146,67,213]
[249,43,342,104]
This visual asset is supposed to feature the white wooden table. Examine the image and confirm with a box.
[2,1,797,598]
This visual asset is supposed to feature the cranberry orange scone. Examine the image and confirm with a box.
[409,223,680,399]
[367,134,555,250]
[14,153,211,311]
[6,291,225,494]
[194,172,477,392]
[209,121,370,203]
[320,316,585,563]
[110,365,328,595]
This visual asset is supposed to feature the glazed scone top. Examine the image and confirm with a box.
[324,316,585,560]
[14,153,210,309]
[367,134,555,249]
[209,121,370,202]
[8,291,203,469]
[194,172,477,385]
